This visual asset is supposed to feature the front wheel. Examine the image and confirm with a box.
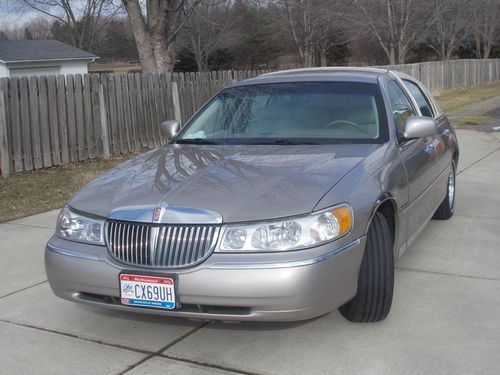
[339,212,394,322]
[433,161,456,220]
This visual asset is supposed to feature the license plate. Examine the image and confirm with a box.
[119,273,177,310]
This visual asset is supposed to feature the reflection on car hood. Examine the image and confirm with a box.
[69,144,379,222]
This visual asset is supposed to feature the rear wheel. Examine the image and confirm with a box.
[339,212,394,322]
[433,161,456,220]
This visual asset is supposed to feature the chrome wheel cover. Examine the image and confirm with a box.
[448,168,455,210]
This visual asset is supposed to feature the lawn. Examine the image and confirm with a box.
[0,157,129,223]
[434,81,500,114]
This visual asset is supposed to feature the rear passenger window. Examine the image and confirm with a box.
[387,80,415,134]
[403,80,434,118]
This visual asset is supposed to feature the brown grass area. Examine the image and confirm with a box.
[434,82,500,113]
[0,156,130,223]
[450,115,492,127]
[88,63,142,74]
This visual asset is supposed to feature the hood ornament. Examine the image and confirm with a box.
[153,207,163,223]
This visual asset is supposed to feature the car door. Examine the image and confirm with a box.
[386,79,438,241]
[402,79,453,212]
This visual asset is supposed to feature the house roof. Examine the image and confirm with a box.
[0,40,98,64]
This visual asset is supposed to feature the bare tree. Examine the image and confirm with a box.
[182,1,235,71]
[122,0,202,73]
[24,17,53,39]
[20,1,119,50]
[471,0,500,59]
[425,0,470,60]
[276,0,335,67]
[344,0,439,65]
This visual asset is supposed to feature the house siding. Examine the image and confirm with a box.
[0,59,90,78]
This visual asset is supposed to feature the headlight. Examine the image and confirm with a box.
[218,204,352,252]
[56,206,105,245]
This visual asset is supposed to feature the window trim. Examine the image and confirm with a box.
[402,79,435,118]
[385,79,418,142]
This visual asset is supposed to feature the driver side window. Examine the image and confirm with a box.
[387,80,415,134]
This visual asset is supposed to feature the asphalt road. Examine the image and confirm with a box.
[1,128,499,375]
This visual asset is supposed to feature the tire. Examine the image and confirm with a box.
[339,212,394,322]
[432,161,456,220]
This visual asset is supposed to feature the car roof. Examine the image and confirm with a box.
[232,67,391,87]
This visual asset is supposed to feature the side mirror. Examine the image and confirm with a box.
[403,116,437,139]
[160,120,180,139]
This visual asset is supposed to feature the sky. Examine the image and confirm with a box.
[0,2,42,27]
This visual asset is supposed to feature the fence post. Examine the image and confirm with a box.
[171,81,182,123]
[0,91,10,177]
[98,84,111,159]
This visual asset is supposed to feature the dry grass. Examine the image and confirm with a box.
[451,115,493,127]
[434,82,500,113]
[88,63,142,74]
[0,156,130,223]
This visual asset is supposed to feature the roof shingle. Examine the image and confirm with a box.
[0,40,98,63]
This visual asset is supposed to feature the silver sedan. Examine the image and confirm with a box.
[46,67,459,322]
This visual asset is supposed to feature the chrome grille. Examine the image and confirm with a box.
[106,221,220,268]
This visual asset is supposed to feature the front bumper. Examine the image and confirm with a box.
[45,235,366,322]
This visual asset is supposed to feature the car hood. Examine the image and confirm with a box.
[69,144,379,223]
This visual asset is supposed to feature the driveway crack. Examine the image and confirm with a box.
[0,280,48,299]
[457,145,500,175]
[119,321,211,375]
[396,266,500,282]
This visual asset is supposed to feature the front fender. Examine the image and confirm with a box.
[313,143,408,252]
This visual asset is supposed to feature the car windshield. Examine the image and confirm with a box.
[177,81,388,145]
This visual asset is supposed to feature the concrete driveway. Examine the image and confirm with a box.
[1,128,499,375]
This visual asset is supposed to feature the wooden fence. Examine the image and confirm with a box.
[378,59,500,93]
[0,59,499,176]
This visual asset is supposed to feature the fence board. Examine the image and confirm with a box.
[0,89,9,177]
[98,83,110,159]
[47,76,61,165]
[83,74,96,159]
[8,78,22,172]
[91,75,103,154]
[122,74,132,151]
[66,75,78,162]
[107,74,119,154]
[127,74,138,150]
[19,77,33,171]
[141,74,153,148]
[57,75,70,163]
[114,74,126,153]
[38,76,52,168]
[74,75,86,160]
[135,74,147,148]
[28,76,42,169]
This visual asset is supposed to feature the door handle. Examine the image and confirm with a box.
[425,143,435,153]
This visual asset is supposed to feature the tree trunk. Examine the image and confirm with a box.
[123,0,156,72]
[152,35,176,72]
[123,0,197,73]
[319,47,328,67]
[388,46,396,65]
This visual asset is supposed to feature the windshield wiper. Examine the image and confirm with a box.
[249,139,319,145]
[175,138,218,145]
